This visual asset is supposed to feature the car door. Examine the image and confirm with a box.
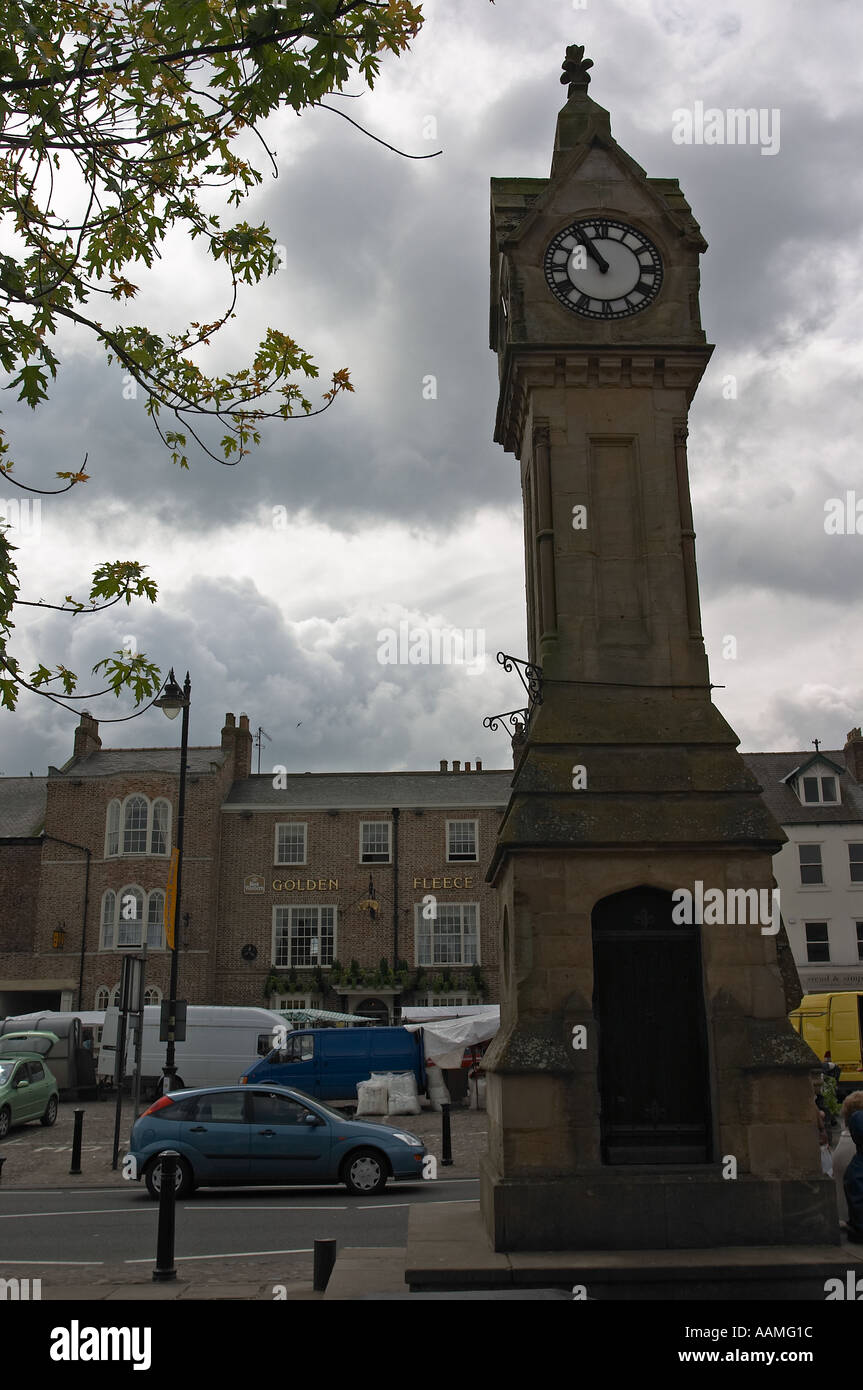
[248,1090,332,1183]
[178,1090,251,1182]
[26,1061,50,1119]
[13,1063,39,1122]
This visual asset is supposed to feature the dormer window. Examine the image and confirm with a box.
[783,755,843,806]
[800,775,838,805]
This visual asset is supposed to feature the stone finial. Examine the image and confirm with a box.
[560,43,593,94]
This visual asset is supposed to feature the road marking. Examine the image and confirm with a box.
[125,1248,314,1264]
[186,1205,347,1211]
[0,1207,149,1220]
[0,1259,105,1266]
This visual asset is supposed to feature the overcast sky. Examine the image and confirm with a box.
[1,0,862,778]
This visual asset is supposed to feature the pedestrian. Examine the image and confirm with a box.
[832,1091,863,1224]
[815,1097,833,1176]
[844,1110,863,1243]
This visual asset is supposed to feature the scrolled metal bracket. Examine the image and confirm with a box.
[482,708,530,736]
[496,651,543,706]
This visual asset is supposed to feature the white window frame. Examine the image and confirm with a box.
[122,795,149,856]
[110,795,171,858]
[803,920,831,964]
[856,921,863,962]
[100,886,166,951]
[360,820,392,864]
[274,822,308,866]
[446,818,478,863]
[105,800,120,857]
[797,842,824,887]
[150,799,171,857]
[414,901,480,967]
[799,774,839,806]
[272,905,337,970]
[272,995,320,1012]
[848,842,863,885]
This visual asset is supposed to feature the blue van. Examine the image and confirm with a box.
[239,1026,426,1101]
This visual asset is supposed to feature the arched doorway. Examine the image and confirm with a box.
[354,997,390,1026]
[591,885,711,1165]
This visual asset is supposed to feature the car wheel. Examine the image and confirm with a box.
[342,1148,388,1196]
[144,1154,194,1200]
[40,1095,58,1127]
[0,1106,10,1140]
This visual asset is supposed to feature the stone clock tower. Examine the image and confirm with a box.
[480,48,836,1252]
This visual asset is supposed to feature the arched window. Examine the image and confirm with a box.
[147,890,165,950]
[95,986,110,1009]
[117,885,145,948]
[123,796,148,855]
[144,986,162,1005]
[100,890,116,950]
[150,800,171,856]
[105,800,120,857]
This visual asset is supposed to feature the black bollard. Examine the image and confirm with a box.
[152,1152,178,1283]
[313,1238,337,1292]
[69,1108,84,1175]
[441,1102,453,1166]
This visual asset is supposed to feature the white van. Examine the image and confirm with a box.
[100,1006,290,1095]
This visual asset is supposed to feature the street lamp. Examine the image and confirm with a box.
[154,669,191,1092]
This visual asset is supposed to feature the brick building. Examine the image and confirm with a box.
[0,711,506,1020]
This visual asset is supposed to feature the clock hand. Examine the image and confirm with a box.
[573,227,610,274]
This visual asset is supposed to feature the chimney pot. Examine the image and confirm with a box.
[464,761,471,772]
[476,759,483,772]
[452,760,461,773]
[439,760,448,772]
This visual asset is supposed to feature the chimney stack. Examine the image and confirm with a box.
[476,759,483,772]
[439,759,448,772]
[465,761,472,773]
[844,727,863,783]
[73,711,101,762]
[452,759,461,773]
[235,712,253,779]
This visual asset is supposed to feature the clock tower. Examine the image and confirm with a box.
[481,48,836,1251]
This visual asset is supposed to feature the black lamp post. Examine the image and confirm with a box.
[154,669,191,1092]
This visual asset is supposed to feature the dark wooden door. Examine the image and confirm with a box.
[592,886,711,1164]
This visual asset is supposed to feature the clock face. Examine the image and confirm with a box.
[544,218,663,319]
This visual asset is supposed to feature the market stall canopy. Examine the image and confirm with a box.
[277,1009,375,1025]
[404,1009,500,1069]
[400,1005,500,1023]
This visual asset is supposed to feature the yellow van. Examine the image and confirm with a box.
[789,992,863,1094]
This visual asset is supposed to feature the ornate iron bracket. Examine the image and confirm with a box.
[482,654,542,738]
[496,651,543,706]
[482,708,529,736]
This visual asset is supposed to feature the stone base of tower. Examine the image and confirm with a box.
[479,1154,839,1252]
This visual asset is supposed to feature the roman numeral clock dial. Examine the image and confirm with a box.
[544,219,663,319]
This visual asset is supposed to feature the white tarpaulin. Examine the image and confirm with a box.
[405,1008,499,1069]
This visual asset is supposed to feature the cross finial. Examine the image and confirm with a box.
[560,44,594,92]
[812,738,821,752]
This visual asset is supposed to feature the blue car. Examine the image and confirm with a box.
[128,1083,427,1198]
